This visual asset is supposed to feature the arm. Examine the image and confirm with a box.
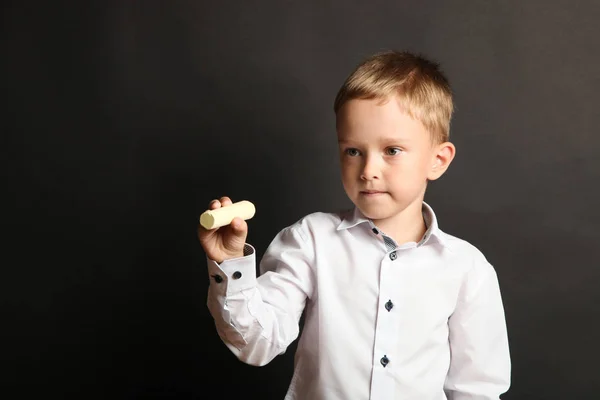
[206,224,314,366]
[443,259,511,399]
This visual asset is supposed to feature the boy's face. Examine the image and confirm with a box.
[336,96,453,227]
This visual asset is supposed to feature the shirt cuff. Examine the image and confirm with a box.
[206,244,257,295]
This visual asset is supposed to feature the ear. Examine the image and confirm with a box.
[428,141,456,181]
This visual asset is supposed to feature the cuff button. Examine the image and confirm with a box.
[232,271,242,280]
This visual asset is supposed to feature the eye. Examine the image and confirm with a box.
[385,147,402,156]
[344,148,361,157]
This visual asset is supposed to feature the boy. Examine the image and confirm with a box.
[198,50,511,399]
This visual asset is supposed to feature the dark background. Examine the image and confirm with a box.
[3,1,599,399]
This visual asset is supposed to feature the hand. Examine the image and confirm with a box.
[197,196,248,263]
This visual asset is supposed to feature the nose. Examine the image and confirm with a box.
[360,155,380,181]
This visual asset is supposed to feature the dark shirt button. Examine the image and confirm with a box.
[389,251,397,261]
[212,274,223,283]
[232,271,242,280]
[385,300,394,311]
[380,355,389,367]
[372,228,379,234]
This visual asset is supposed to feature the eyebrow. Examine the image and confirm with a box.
[337,137,410,145]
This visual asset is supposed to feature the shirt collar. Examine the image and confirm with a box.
[336,201,448,248]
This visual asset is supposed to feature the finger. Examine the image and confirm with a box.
[197,223,209,238]
[198,223,218,242]
[230,217,242,230]
[230,217,248,237]
[220,196,233,207]
[209,199,221,210]
[198,222,212,234]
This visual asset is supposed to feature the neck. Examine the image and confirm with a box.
[373,200,427,246]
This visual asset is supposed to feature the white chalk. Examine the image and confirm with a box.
[199,200,256,230]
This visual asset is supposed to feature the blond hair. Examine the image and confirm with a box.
[334,50,454,143]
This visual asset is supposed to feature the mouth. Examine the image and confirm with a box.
[360,190,386,195]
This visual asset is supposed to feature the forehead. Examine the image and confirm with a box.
[336,97,430,142]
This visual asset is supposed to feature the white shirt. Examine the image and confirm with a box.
[205,202,511,400]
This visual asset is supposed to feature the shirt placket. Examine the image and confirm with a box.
[369,224,400,400]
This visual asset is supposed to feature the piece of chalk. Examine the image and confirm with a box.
[199,200,256,230]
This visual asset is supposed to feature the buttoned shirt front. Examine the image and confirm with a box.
[205,203,511,400]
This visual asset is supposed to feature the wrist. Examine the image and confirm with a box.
[216,252,244,264]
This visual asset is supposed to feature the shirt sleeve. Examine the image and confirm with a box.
[443,258,512,399]
[205,224,315,366]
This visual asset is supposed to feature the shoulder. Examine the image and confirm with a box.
[437,230,495,274]
[264,210,346,257]
[295,210,346,227]
[280,209,348,239]
[437,232,506,304]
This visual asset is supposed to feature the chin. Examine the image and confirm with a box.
[362,210,391,221]
[355,203,389,220]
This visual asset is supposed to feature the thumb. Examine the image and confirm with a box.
[230,217,248,241]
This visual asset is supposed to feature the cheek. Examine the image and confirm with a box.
[342,169,356,185]
[393,155,430,174]
[383,161,422,186]
[340,160,357,175]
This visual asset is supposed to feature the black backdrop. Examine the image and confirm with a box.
[4,1,600,399]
